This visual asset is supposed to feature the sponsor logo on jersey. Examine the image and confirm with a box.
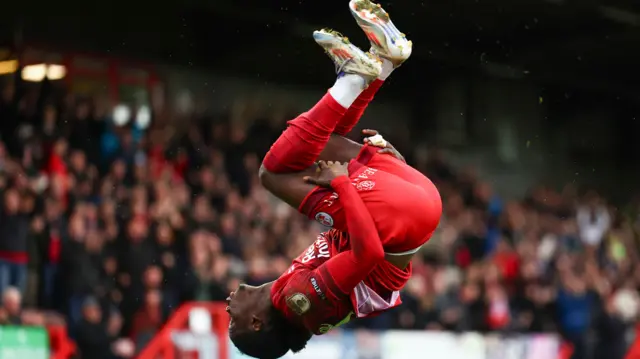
[356,180,375,191]
[310,277,325,300]
[315,212,334,227]
[286,293,311,315]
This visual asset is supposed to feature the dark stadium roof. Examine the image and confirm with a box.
[2,0,640,95]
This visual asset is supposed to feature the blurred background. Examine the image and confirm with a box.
[0,1,640,359]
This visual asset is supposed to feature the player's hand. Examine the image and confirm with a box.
[362,129,406,163]
[303,161,349,188]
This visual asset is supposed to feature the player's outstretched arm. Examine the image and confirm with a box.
[305,161,385,293]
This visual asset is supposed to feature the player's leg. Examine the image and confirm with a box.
[323,127,440,215]
[362,131,434,189]
[317,0,418,176]
[260,30,382,209]
[333,78,385,137]
[348,0,436,192]
[260,135,365,212]
[265,0,414,180]
[317,134,363,163]
[301,157,441,251]
[309,132,443,252]
[334,0,413,137]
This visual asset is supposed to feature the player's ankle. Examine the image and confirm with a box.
[329,74,366,108]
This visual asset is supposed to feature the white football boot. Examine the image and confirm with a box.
[349,0,412,67]
[313,28,382,80]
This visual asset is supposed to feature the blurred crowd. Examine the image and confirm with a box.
[0,74,639,359]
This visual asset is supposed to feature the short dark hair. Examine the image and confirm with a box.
[231,305,312,359]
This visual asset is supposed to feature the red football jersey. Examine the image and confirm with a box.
[271,229,410,335]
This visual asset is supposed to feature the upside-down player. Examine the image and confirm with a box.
[227,1,442,358]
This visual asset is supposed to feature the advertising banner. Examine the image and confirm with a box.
[0,326,49,359]
[484,334,561,359]
[226,330,560,359]
[377,331,558,359]
[381,331,486,359]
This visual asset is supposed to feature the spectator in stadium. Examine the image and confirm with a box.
[75,296,111,359]
[577,193,611,257]
[60,212,102,328]
[181,229,229,302]
[0,73,638,359]
[0,186,31,295]
[0,286,23,324]
[68,99,103,165]
[130,289,165,350]
[107,308,136,359]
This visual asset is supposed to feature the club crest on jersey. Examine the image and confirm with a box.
[315,212,334,227]
[286,293,311,315]
[356,180,375,191]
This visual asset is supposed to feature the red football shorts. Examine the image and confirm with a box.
[299,145,442,253]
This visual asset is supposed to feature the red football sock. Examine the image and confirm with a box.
[334,79,384,136]
[263,93,347,173]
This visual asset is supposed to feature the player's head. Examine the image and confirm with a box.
[228,282,312,359]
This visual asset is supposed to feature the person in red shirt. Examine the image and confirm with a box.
[228,1,441,358]
[229,161,388,357]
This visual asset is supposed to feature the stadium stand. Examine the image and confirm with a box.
[0,73,638,359]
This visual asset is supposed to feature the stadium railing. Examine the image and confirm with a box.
[48,324,76,359]
[137,302,229,359]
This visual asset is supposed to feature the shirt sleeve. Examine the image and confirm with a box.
[315,176,385,294]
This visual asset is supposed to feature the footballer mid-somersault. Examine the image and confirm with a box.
[227,0,442,358]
